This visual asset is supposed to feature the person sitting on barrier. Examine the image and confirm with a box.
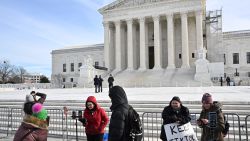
[160,96,191,141]
[78,96,109,141]
[197,93,225,141]
[14,103,49,141]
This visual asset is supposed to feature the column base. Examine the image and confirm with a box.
[153,66,163,71]
[125,67,135,71]
[181,65,190,69]
[167,64,176,69]
[138,67,147,71]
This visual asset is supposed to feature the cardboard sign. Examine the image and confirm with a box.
[164,122,198,141]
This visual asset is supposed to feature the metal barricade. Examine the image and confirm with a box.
[245,115,250,141]
[47,108,64,138]
[10,108,23,134]
[0,107,10,138]
[141,112,242,141]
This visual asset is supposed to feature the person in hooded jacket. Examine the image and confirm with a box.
[108,85,129,141]
[79,96,109,141]
[160,96,191,141]
[197,93,225,141]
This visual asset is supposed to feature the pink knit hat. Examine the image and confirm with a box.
[202,93,213,104]
[32,103,43,113]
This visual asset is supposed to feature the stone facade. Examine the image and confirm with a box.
[99,0,204,71]
[51,44,104,88]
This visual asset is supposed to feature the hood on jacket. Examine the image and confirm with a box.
[109,86,128,110]
[85,96,99,110]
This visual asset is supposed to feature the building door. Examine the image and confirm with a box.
[148,46,154,69]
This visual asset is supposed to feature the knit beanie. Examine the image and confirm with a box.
[171,96,181,104]
[33,109,48,120]
[202,93,213,104]
[32,103,47,120]
[25,94,34,102]
[32,103,43,113]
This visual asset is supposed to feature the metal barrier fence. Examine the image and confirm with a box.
[142,112,242,141]
[0,107,10,138]
[0,106,249,141]
[245,115,250,141]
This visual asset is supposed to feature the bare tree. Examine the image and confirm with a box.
[0,60,14,83]
[13,66,27,83]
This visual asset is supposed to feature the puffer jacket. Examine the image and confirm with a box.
[108,86,129,141]
[83,96,108,135]
[160,101,191,141]
[198,101,225,141]
[13,115,48,141]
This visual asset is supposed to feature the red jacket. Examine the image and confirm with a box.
[83,96,109,135]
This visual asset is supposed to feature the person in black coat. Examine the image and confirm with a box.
[94,75,99,93]
[98,75,103,92]
[108,86,129,141]
[108,74,114,91]
[160,96,191,141]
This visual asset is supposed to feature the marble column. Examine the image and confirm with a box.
[166,14,176,69]
[127,19,134,70]
[153,15,162,69]
[196,10,203,51]
[139,17,147,70]
[115,20,122,71]
[181,12,190,68]
[103,21,110,70]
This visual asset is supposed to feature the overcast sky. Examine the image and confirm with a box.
[0,0,250,77]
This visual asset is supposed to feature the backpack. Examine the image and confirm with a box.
[127,105,143,141]
[223,115,230,137]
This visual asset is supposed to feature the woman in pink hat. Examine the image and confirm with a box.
[197,93,225,141]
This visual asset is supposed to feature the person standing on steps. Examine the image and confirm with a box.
[108,74,114,91]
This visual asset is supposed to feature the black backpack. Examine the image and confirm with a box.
[223,115,230,137]
[127,105,143,141]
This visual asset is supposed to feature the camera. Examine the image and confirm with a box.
[71,110,83,119]
[208,112,217,128]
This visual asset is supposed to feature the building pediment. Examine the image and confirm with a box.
[99,0,182,14]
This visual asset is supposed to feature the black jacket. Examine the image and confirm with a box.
[160,103,191,141]
[108,86,129,141]
[108,76,114,84]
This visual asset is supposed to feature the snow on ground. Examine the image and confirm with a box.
[0,86,250,102]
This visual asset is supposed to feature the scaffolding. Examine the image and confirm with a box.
[204,9,223,62]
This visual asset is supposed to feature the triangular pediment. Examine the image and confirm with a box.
[99,0,182,13]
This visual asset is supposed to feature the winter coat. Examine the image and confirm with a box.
[13,115,48,141]
[108,76,114,84]
[108,86,129,141]
[98,78,103,86]
[198,101,225,141]
[83,96,108,135]
[94,77,99,85]
[160,102,191,141]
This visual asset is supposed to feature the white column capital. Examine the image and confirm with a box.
[114,20,121,26]
[195,10,203,16]
[166,13,174,18]
[126,19,133,24]
[180,12,188,17]
[139,17,146,22]
[102,21,109,27]
[153,15,160,21]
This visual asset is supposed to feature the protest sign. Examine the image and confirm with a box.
[164,122,198,141]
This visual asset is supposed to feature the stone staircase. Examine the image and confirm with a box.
[0,100,249,141]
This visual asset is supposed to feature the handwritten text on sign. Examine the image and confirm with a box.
[164,122,198,141]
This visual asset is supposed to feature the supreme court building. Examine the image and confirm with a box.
[51,0,250,87]
[99,0,204,71]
